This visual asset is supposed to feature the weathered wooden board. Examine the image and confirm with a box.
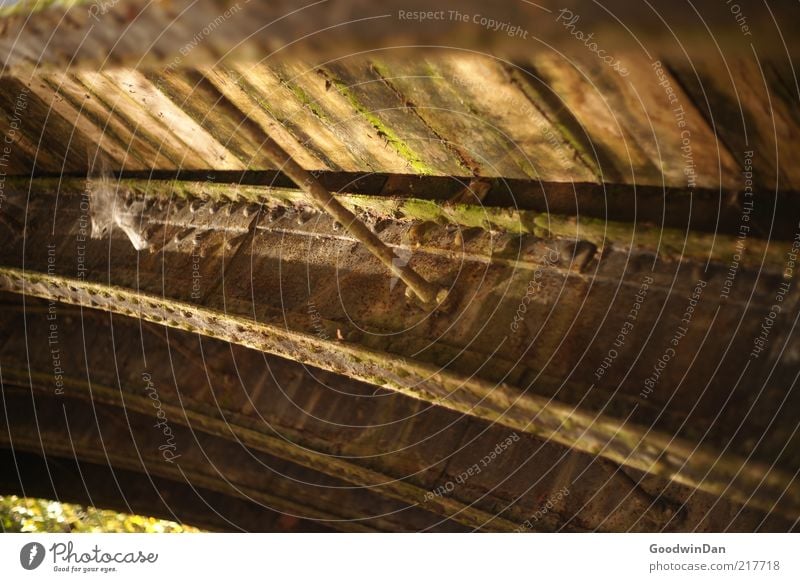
[520,53,662,185]
[367,55,538,179]
[102,70,245,170]
[198,67,330,171]
[321,59,467,176]
[22,73,144,170]
[573,54,741,190]
[0,388,448,532]
[43,71,179,170]
[0,54,792,195]
[432,53,598,182]
[270,60,416,174]
[671,58,800,191]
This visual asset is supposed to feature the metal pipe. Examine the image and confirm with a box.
[260,137,447,304]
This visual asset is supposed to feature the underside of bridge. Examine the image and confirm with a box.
[1,0,799,532]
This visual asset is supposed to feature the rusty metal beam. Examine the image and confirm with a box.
[1,265,797,519]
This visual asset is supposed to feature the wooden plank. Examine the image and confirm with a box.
[2,261,797,519]
[72,71,204,169]
[322,59,469,176]
[102,70,245,170]
[432,53,598,183]
[0,448,334,532]
[2,297,790,531]
[0,0,796,73]
[0,311,516,530]
[0,76,93,173]
[0,110,52,174]
[23,74,146,171]
[518,54,662,185]
[43,71,177,170]
[270,60,417,174]
[228,63,373,172]
[578,54,740,190]
[672,58,800,191]
[3,177,800,518]
[0,391,404,532]
[368,55,532,179]
[200,67,330,171]
[145,70,271,170]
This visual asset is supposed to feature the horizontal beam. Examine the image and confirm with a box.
[0,399,382,531]
[0,1,796,73]
[133,178,794,270]
[1,365,517,531]
[2,265,797,519]
[4,176,795,268]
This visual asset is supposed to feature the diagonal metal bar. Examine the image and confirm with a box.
[1,265,797,519]
[259,136,447,304]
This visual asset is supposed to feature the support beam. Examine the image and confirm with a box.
[0,366,517,531]
[0,1,795,74]
[1,265,797,518]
